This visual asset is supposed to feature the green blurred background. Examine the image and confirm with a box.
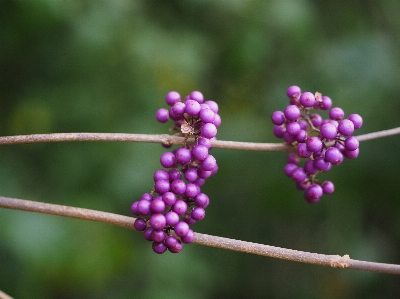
[1,0,400,298]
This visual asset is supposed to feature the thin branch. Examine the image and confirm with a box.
[1,196,399,275]
[0,290,14,299]
[0,127,398,151]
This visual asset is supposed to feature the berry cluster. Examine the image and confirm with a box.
[131,91,221,254]
[272,86,363,203]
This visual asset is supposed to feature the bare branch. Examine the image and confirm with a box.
[1,196,399,275]
[0,127,398,151]
[0,290,14,299]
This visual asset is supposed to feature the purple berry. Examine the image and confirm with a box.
[184,168,198,182]
[153,169,169,181]
[156,108,169,123]
[189,91,204,103]
[149,213,166,230]
[201,123,217,139]
[329,107,345,120]
[212,113,222,127]
[306,136,323,153]
[271,111,285,125]
[194,193,210,208]
[338,119,354,136]
[320,123,338,140]
[185,183,200,198]
[165,235,179,248]
[299,92,315,107]
[204,100,218,113]
[284,105,301,121]
[291,167,307,183]
[191,207,206,221]
[310,113,323,127]
[185,99,201,116]
[168,240,183,253]
[152,242,167,254]
[304,159,318,175]
[324,147,344,165]
[313,157,331,172]
[151,229,167,243]
[162,191,176,206]
[171,179,186,195]
[160,152,176,168]
[175,148,192,164]
[137,199,151,216]
[273,125,286,138]
[348,114,363,129]
[320,96,332,110]
[134,218,147,231]
[140,193,153,201]
[297,143,312,158]
[286,122,301,136]
[201,154,217,171]
[166,91,181,106]
[344,136,359,151]
[143,227,153,241]
[283,131,296,143]
[304,184,323,203]
[150,198,166,213]
[168,169,181,181]
[165,211,180,226]
[171,102,186,115]
[343,148,359,159]
[192,144,209,161]
[295,130,307,143]
[286,85,301,98]
[287,153,300,164]
[131,201,139,215]
[154,179,170,194]
[172,200,188,215]
[174,221,190,237]
[199,108,215,123]
[322,181,335,194]
[284,163,297,177]
[181,229,195,244]
[197,137,211,149]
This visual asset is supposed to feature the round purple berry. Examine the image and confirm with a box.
[344,136,359,151]
[306,136,323,153]
[204,100,218,113]
[348,113,363,129]
[191,207,206,221]
[171,179,186,195]
[153,169,169,182]
[162,191,176,206]
[175,148,192,164]
[160,152,176,168]
[201,154,217,171]
[273,125,286,138]
[184,168,198,182]
[134,218,147,231]
[324,147,344,165]
[284,105,301,121]
[137,199,151,216]
[174,221,190,237]
[286,85,301,98]
[189,91,204,103]
[172,200,188,215]
[322,181,335,194]
[284,163,297,177]
[329,107,345,120]
[156,108,169,123]
[286,122,301,136]
[343,148,359,159]
[201,123,217,139]
[185,99,201,116]
[338,119,354,136]
[320,96,332,110]
[304,184,323,203]
[299,92,315,107]
[165,211,180,226]
[192,144,209,161]
[181,229,195,244]
[168,240,183,253]
[152,242,167,254]
[149,213,166,230]
[154,179,170,194]
[297,143,312,158]
[171,101,186,115]
[320,123,338,140]
[291,167,307,183]
[271,111,285,125]
[165,91,181,106]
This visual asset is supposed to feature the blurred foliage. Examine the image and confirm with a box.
[1,0,400,298]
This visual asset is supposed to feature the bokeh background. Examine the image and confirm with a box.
[1,0,400,298]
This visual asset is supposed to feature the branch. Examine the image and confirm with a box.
[0,127,398,151]
[1,196,399,275]
[0,290,14,299]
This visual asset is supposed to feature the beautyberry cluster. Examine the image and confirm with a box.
[272,86,363,203]
[131,91,221,254]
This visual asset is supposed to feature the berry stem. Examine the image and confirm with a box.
[1,195,399,275]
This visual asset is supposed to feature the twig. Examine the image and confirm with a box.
[0,196,399,275]
[0,127,398,151]
[0,290,14,299]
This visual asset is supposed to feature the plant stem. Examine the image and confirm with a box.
[1,196,399,275]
